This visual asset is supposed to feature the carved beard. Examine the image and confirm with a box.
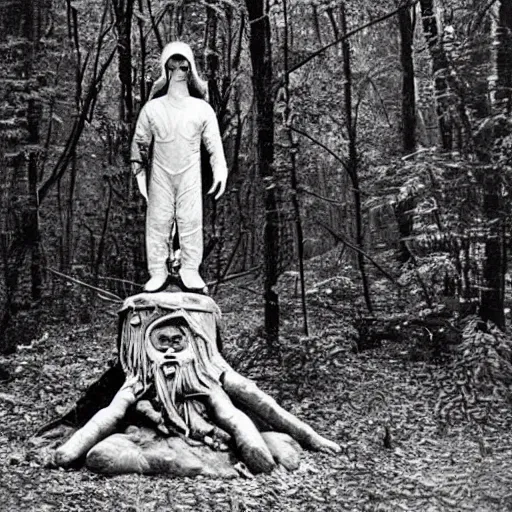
[120,304,228,436]
[144,311,222,436]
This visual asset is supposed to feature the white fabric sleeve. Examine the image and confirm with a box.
[131,105,153,169]
[201,104,228,179]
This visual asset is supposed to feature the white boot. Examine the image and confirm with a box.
[144,273,168,292]
[179,268,207,293]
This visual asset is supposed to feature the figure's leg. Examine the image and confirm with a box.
[175,168,206,291]
[145,166,176,291]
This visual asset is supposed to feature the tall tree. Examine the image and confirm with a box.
[419,0,453,151]
[399,3,416,154]
[395,3,417,264]
[478,0,511,330]
[340,3,373,313]
[112,0,135,125]
[245,0,280,346]
[0,0,49,351]
[282,0,309,335]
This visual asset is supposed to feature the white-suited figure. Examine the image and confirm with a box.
[131,42,228,293]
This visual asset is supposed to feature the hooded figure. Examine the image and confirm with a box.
[149,41,209,101]
[131,42,228,293]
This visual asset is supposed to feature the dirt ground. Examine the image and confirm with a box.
[1,258,511,511]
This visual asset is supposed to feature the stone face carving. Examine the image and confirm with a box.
[54,292,340,476]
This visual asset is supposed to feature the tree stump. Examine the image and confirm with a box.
[50,292,340,477]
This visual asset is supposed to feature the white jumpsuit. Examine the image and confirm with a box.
[131,95,227,289]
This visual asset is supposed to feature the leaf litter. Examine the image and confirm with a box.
[0,253,511,511]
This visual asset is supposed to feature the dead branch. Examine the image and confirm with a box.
[46,267,123,303]
[286,1,420,76]
[315,219,401,287]
[207,266,261,288]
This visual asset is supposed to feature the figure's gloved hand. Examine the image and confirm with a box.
[208,167,227,200]
[132,163,148,201]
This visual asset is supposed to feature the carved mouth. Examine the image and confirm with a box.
[162,365,176,377]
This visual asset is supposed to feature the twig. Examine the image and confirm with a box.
[207,266,260,287]
[298,186,348,206]
[286,1,420,76]
[290,125,349,172]
[248,13,268,25]
[290,126,370,196]
[315,219,401,287]
[401,147,431,161]
[97,275,142,288]
[46,267,123,303]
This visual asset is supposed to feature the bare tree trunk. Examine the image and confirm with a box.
[112,0,135,125]
[245,0,280,346]
[419,0,453,151]
[479,168,505,329]
[135,0,149,105]
[399,5,416,154]
[340,3,373,314]
[0,0,49,352]
[312,5,323,44]
[28,152,42,302]
[203,0,222,286]
[496,0,512,111]
[283,0,308,336]
[395,5,416,264]
[94,180,114,286]
[478,0,511,330]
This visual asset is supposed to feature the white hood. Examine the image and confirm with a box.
[149,41,208,101]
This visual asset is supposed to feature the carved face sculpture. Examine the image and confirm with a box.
[145,313,195,378]
[150,322,186,376]
[120,294,227,435]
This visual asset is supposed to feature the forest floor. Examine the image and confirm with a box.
[1,248,512,512]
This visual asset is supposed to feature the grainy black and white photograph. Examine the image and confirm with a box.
[1,0,511,510]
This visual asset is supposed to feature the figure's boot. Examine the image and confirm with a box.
[179,268,208,295]
[144,272,168,293]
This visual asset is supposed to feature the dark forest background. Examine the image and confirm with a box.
[2,2,512,509]
[1,0,511,353]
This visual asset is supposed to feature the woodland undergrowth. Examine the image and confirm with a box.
[0,248,512,511]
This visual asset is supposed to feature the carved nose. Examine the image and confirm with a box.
[164,347,176,357]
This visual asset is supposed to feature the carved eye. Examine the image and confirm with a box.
[156,332,185,351]
[158,334,173,347]
[170,334,186,350]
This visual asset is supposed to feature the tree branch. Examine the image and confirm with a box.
[289,125,348,170]
[290,125,370,196]
[286,1,419,76]
[46,267,123,302]
[207,266,261,288]
[298,186,348,206]
[315,219,401,287]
